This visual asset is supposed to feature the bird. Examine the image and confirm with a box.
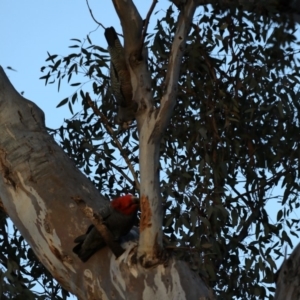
[73,194,139,262]
[104,26,136,128]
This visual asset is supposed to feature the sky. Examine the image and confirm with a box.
[0,1,163,298]
[0,1,152,298]
[0,0,155,128]
[1,1,300,298]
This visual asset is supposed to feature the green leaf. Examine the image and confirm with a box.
[56,98,68,108]
[71,92,77,104]
[68,101,74,115]
[46,53,58,62]
[70,38,81,43]
[276,210,283,222]
[282,230,293,248]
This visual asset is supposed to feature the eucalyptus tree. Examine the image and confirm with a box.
[1,0,300,299]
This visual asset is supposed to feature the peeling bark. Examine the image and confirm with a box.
[0,67,213,299]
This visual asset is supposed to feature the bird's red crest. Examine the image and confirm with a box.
[111,195,139,215]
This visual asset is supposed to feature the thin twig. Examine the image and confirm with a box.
[231,168,288,204]
[86,0,105,29]
[85,93,140,190]
[142,0,158,45]
[109,160,135,187]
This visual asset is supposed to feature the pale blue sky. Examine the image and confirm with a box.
[0,0,154,128]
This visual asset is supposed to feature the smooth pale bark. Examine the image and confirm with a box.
[0,66,213,299]
[113,0,164,267]
[275,242,300,300]
[112,0,198,268]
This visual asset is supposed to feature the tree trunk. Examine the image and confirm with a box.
[274,243,300,300]
[0,66,213,299]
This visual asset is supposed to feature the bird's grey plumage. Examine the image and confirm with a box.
[73,196,139,262]
[104,27,136,127]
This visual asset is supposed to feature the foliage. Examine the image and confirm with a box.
[40,5,300,299]
[2,3,300,300]
[0,210,70,299]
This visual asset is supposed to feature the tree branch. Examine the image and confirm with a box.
[85,0,105,29]
[142,0,158,47]
[110,0,197,268]
[151,0,197,143]
[111,0,143,53]
[108,160,136,187]
[111,0,153,124]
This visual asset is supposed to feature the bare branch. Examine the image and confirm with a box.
[111,0,143,53]
[111,0,198,268]
[151,0,197,143]
[108,160,135,187]
[142,0,158,46]
[112,0,153,128]
[85,0,105,29]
